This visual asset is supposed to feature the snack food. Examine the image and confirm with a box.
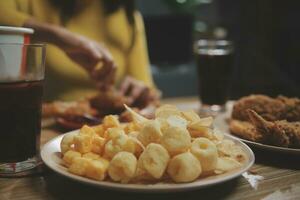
[136,143,170,180]
[108,152,137,183]
[60,105,248,183]
[42,89,158,130]
[190,138,218,173]
[161,126,191,156]
[230,95,300,148]
[167,152,202,183]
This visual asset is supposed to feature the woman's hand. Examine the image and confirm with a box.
[119,76,160,108]
[58,33,117,90]
[24,18,116,90]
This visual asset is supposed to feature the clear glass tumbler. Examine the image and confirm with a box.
[194,39,234,116]
[0,43,46,176]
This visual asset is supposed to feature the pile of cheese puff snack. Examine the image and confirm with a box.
[60,105,247,183]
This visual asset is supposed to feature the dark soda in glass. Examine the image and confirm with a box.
[0,80,43,162]
[195,40,234,107]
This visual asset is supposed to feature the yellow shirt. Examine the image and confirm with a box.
[0,0,153,101]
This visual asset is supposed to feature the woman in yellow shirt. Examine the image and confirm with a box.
[0,0,156,104]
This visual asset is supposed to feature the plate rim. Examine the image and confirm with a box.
[41,130,255,192]
[226,132,300,154]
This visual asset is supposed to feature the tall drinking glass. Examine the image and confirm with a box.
[194,39,234,116]
[0,43,46,176]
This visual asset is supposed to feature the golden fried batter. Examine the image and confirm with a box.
[230,109,300,148]
[247,110,300,148]
[229,119,264,142]
[232,95,300,122]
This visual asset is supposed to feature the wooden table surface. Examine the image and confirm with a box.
[1,97,300,200]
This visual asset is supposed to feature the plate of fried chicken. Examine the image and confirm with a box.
[214,95,300,155]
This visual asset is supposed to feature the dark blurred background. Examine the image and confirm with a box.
[137,0,300,99]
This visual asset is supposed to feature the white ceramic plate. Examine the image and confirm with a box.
[214,104,300,155]
[41,130,254,193]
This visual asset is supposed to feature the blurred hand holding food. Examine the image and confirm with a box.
[42,81,160,129]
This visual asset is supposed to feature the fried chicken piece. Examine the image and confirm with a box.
[276,95,300,121]
[232,95,285,121]
[247,110,300,148]
[232,95,300,122]
[42,100,98,118]
[229,119,264,142]
[89,89,130,116]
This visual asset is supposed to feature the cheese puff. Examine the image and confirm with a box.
[103,133,130,159]
[122,137,137,155]
[137,143,170,179]
[127,133,145,157]
[74,134,93,154]
[85,158,110,181]
[82,152,101,160]
[79,125,96,137]
[104,127,125,140]
[137,120,162,146]
[63,150,81,167]
[190,138,218,173]
[167,152,202,183]
[104,140,122,160]
[103,115,120,129]
[124,122,142,134]
[68,157,90,176]
[108,152,137,183]
[161,126,191,156]
[91,136,106,155]
[92,125,105,137]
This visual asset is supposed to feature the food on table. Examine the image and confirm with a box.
[63,150,81,166]
[136,143,170,180]
[215,157,242,174]
[83,152,101,160]
[108,152,137,183]
[188,117,214,138]
[60,133,76,154]
[42,100,98,118]
[232,95,300,122]
[230,120,264,142]
[161,126,191,156]
[167,152,201,183]
[68,157,109,181]
[230,94,300,148]
[42,88,158,130]
[248,110,300,148]
[89,89,130,116]
[60,105,248,183]
[216,138,247,163]
[190,138,218,173]
[137,120,162,146]
[155,104,182,119]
